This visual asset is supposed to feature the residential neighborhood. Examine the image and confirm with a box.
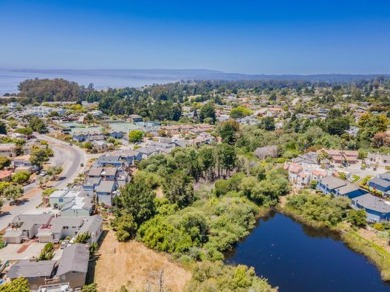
[0,76,389,291]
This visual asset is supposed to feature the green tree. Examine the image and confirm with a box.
[111,213,138,241]
[0,156,11,169]
[11,171,31,184]
[81,283,98,292]
[216,144,237,176]
[83,141,93,149]
[326,118,349,136]
[0,182,11,195]
[74,232,91,244]
[348,209,367,227]
[164,171,195,208]
[128,130,144,143]
[38,242,54,261]
[230,106,253,119]
[30,147,50,168]
[0,277,30,292]
[199,102,216,124]
[28,116,47,133]
[115,180,156,226]
[358,113,388,141]
[15,127,33,136]
[218,119,240,145]
[260,117,275,131]
[3,185,23,203]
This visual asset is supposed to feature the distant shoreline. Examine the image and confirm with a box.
[1,68,389,95]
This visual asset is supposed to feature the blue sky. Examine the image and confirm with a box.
[0,0,389,74]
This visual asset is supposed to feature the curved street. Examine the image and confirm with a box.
[0,134,86,231]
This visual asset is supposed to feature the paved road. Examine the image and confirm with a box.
[0,134,86,230]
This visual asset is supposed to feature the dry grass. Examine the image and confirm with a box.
[93,230,191,292]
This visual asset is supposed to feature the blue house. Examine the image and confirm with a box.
[317,176,366,199]
[352,194,390,222]
[369,173,390,195]
[96,155,124,168]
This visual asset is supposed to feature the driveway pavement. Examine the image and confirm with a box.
[0,242,46,261]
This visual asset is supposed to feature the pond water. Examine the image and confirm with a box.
[226,212,390,292]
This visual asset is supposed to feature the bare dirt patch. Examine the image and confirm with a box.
[93,230,191,292]
[358,227,390,253]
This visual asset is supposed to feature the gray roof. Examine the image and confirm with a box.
[84,177,101,186]
[370,177,390,188]
[50,217,84,234]
[78,215,103,235]
[8,260,56,279]
[353,194,390,213]
[88,167,103,177]
[56,244,89,275]
[95,180,116,193]
[102,167,117,176]
[381,173,390,181]
[98,155,121,163]
[337,184,360,195]
[11,214,53,230]
[319,176,347,190]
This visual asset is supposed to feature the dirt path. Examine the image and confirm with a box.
[93,230,191,292]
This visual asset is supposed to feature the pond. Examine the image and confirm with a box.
[226,212,390,292]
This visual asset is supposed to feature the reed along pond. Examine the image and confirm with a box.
[226,212,390,292]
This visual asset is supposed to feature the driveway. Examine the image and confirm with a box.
[0,242,46,261]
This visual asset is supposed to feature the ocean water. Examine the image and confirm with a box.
[0,69,185,95]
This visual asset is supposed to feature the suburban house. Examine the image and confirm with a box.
[95,180,117,206]
[317,176,366,199]
[36,215,102,243]
[325,150,359,165]
[49,188,94,217]
[3,214,54,243]
[101,167,117,181]
[56,244,89,289]
[8,244,91,290]
[112,150,142,166]
[0,143,17,157]
[96,155,124,168]
[49,189,81,209]
[77,215,103,243]
[8,260,57,290]
[352,194,390,222]
[369,173,390,195]
[83,177,101,193]
[13,155,33,168]
[60,195,94,218]
[367,153,390,168]
[37,217,84,243]
[92,141,111,152]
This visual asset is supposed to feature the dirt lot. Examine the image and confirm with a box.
[92,230,191,292]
